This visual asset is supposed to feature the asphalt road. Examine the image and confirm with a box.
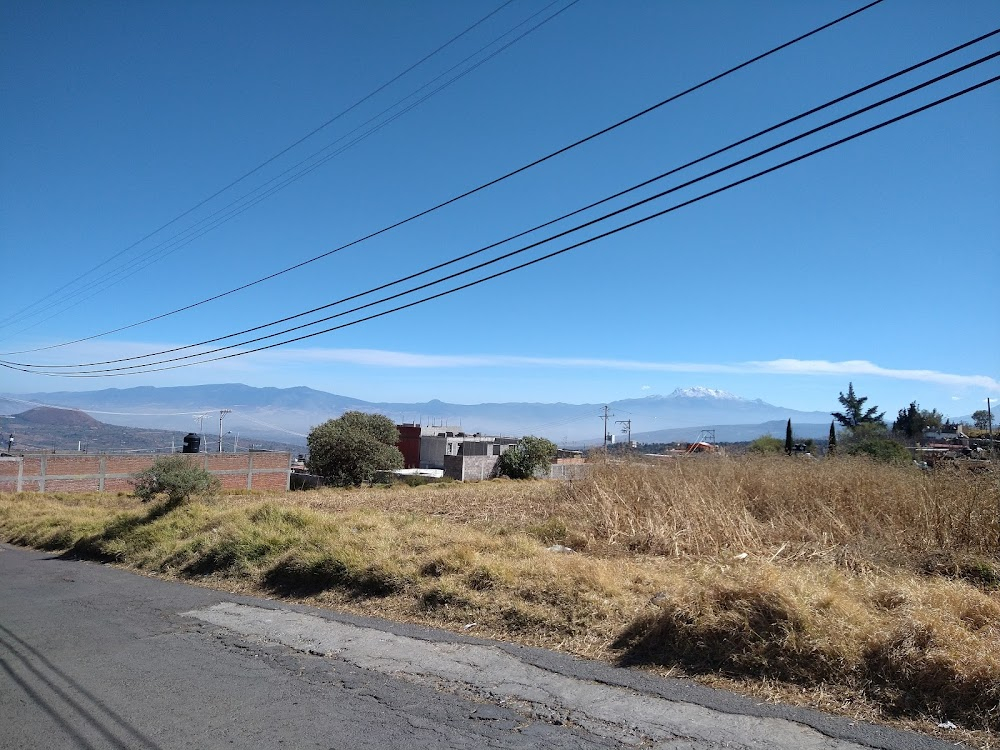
[0,543,963,750]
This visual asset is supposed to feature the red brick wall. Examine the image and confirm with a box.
[105,453,162,474]
[248,452,292,470]
[204,454,247,471]
[45,478,102,492]
[248,471,291,492]
[103,476,136,492]
[20,457,43,476]
[46,456,102,475]
[0,452,291,493]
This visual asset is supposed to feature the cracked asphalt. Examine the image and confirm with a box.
[0,544,964,749]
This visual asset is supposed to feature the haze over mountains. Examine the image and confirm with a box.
[1,384,836,446]
[2,406,302,454]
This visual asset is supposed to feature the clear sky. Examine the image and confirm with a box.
[1,0,997,419]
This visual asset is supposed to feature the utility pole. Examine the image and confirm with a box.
[615,419,632,448]
[194,414,208,452]
[218,409,232,453]
[600,405,613,451]
[988,397,995,462]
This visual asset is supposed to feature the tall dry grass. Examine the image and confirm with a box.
[563,456,998,567]
[1,455,997,741]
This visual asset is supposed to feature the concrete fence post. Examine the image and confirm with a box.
[99,455,107,492]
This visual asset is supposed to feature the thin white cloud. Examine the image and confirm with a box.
[746,359,999,390]
[258,348,1000,391]
[262,348,738,372]
[10,340,997,393]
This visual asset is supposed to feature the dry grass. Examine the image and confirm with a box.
[568,456,998,562]
[1,455,997,746]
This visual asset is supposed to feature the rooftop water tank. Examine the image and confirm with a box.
[182,433,201,453]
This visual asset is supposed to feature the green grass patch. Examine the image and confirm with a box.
[2,458,998,744]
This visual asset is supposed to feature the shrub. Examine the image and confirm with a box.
[307,411,403,486]
[747,436,783,455]
[131,455,220,504]
[842,423,912,465]
[496,436,557,479]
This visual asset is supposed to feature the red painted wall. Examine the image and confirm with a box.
[396,425,421,469]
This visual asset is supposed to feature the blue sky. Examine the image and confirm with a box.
[1,0,997,418]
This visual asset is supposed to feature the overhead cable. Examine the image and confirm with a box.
[5,73,995,377]
[1,0,885,354]
[7,45,996,372]
[0,0,519,330]
[0,0,580,338]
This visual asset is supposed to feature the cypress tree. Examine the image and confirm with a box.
[828,420,837,455]
[785,418,793,455]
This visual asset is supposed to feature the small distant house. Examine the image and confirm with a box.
[395,424,519,480]
[922,423,968,444]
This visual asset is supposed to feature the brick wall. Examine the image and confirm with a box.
[0,452,291,493]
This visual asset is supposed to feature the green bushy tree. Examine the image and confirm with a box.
[971,409,993,431]
[841,422,911,465]
[131,455,220,504]
[748,435,784,455]
[307,411,403,486]
[832,382,885,430]
[496,436,557,479]
[892,401,943,440]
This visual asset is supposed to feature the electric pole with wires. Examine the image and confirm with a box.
[218,409,232,453]
[194,413,209,452]
[616,419,631,448]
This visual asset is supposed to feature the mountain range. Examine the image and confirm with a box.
[1,406,302,455]
[1,384,836,446]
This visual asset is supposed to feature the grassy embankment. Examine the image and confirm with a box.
[1,456,997,746]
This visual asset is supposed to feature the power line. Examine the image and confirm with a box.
[5,72,995,378]
[8,47,996,372]
[76,35,991,366]
[518,412,599,434]
[615,419,632,445]
[234,413,308,438]
[0,395,223,417]
[1,0,519,330]
[9,64,996,374]
[601,405,613,450]
[1,0,885,354]
[0,0,580,338]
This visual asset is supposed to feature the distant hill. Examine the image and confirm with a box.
[15,406,102,429]
[2,383,835,444]
[628,420,831,445]
[2,406,302,455]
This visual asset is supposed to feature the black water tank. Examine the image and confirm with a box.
[182,433,201,453]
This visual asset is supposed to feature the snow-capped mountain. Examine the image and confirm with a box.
[665,387,746,400]
[1,384,833,445]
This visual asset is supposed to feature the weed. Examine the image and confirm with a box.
[2,457,998,741]
[419,584,470,610]
[264,551,406,597]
